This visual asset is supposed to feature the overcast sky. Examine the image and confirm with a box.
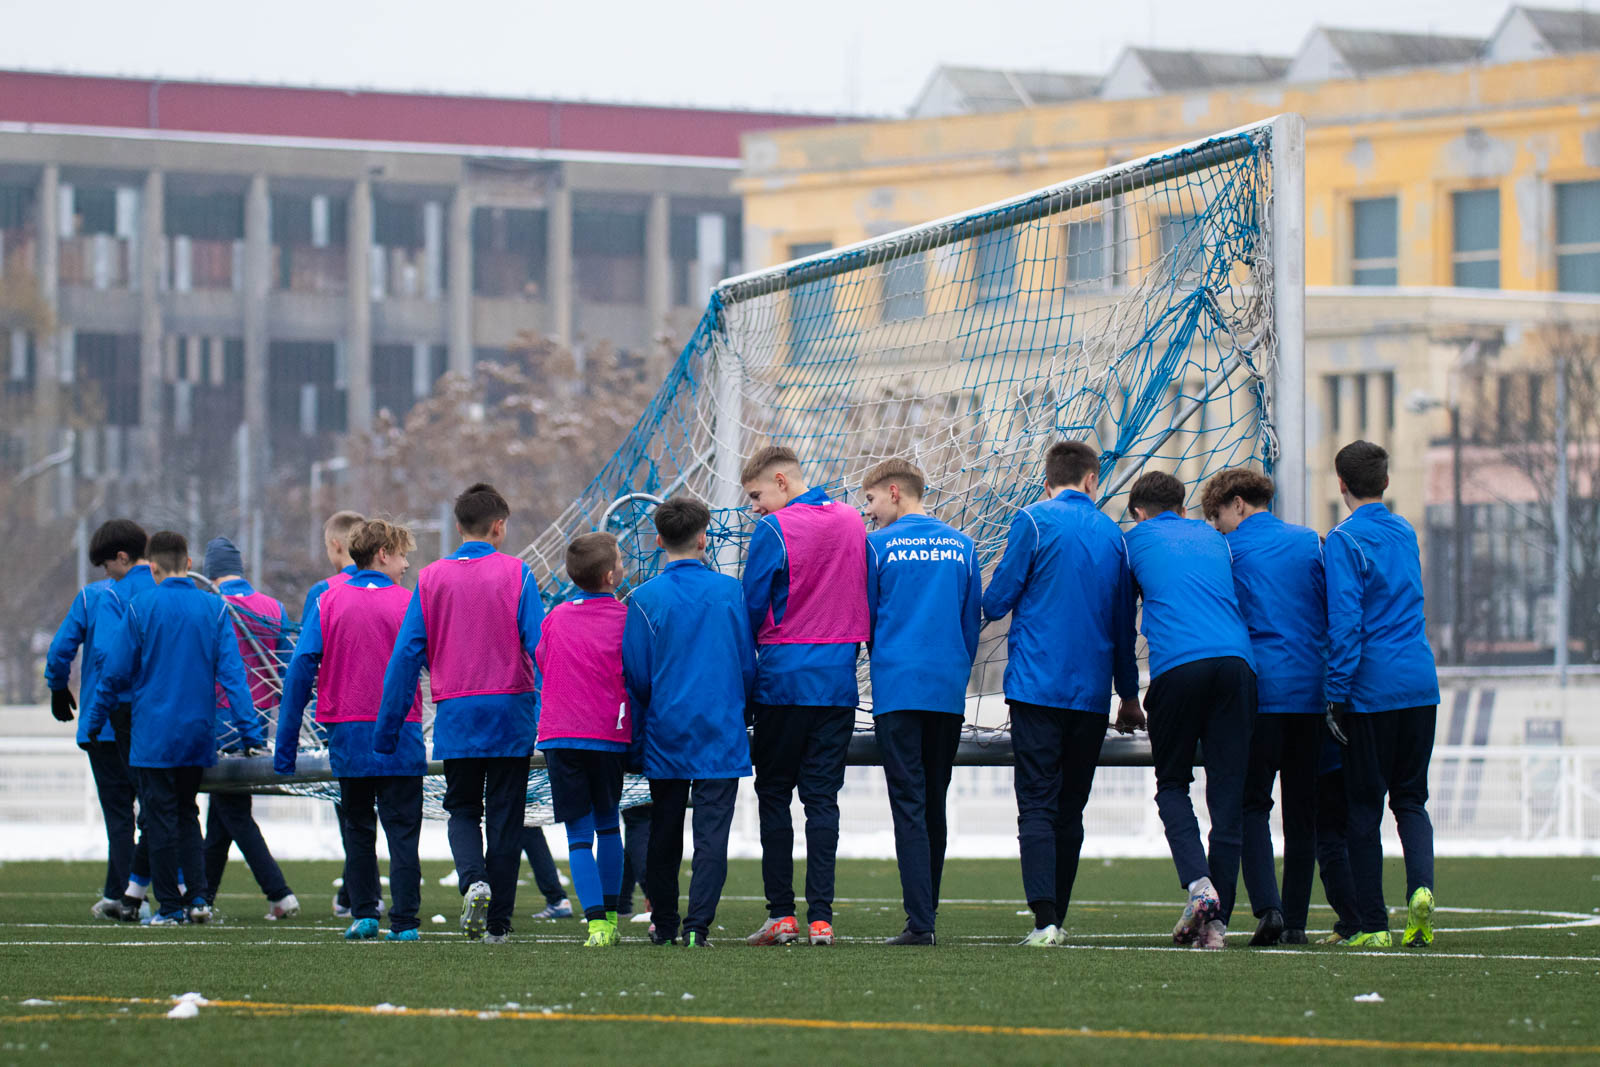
[0,0,1531,115]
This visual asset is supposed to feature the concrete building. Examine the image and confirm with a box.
[0,69,840,528]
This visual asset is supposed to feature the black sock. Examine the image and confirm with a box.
[1029,899,1057,928]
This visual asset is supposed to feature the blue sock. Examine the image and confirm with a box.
[595,806,623,912]
[564,813,605,921]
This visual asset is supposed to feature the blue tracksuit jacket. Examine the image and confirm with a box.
[301,563,358,622]
[982,490,1139,710]
[622,558,755,780]
[1225,511,1328,714]
[86,576,261,768]
[1122,511,1255,680]
[1325,502,1441,714]
[84,564,158,716]
[866,513,981,716]
[743,486,861,707]
[45,579,116,745]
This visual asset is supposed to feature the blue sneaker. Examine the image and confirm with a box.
[143,911,186,926]
[385,928,420,942]
[344,918,380,940]
[531,898,573,920]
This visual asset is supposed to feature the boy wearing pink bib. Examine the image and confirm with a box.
[280,520,426,941]
[740,445,867,948]
[377,484,543,943]
[535,532,631,947]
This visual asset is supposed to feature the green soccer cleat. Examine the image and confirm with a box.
[1404,887,1435,947]
[1343,930,1392,948]
[584,918,618,947]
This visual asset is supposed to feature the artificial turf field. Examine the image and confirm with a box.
[0,857,1596,1064]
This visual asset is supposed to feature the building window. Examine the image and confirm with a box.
[1159,213,1205,284]
[373,196,445,301]
[969,228,1016,304]
[268,341,345,435]
[1451,190,1500,289]
[574,207,646,305]
[1555,180,1600,294]
[1351,197,1398,286]
[1325,375,1341,434]
[786,241,834,360]
[272,193,348,295]
[882,251,926,321]
[1353,373,1369,430]
[1064,217,1107,287]
[1382,371,1396,431]
[165,190,245,293]
[73,332,141,426]
[473,207,546,299]
[670,210,741,307]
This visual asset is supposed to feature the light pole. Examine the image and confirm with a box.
[308,455,349,562]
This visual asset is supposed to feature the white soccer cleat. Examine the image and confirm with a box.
[461,880,491,939]
[91,897,123,920]
[1018,925,1060,947]
[264,893,301,921]
[1196,919,1227,950]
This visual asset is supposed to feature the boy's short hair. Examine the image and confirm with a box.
[323,510,365,546]
[1044,441,1099,489]
[740,444,800,486]
[146,530,189,574]
[653,496,711,552]
[89,519,147,567]
[1127,471,1186,518]
[349,519,417,570]
[861,458,925,498]
[454,482,511,535]
[1335,440,1389,500]
[1200,468,1275,521]
[566,532,621,593]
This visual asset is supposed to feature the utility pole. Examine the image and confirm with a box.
[1553,351,1571,686]
[1451,402,1466,666]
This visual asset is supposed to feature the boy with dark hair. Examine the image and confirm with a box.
[535,531,631,947]
[202,536,299,922]
[86,531,262,925]
[623,497,755,947]
[1326,440,1440,949]
[740,445,867,947]
[983,441,1141,946]
[377,483,542,943]
[280,519,427,942]
[1123,470,1257,951]
[1200,468,1326,947]
[861,458,981,946]
[84,521,162,919]
[303,508,365,918]
[46,518,145,919]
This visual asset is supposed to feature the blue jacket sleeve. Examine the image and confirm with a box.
[45,589,91,692]
[1324,529,1366,703]
[1111,543,1139,700]
[962,542,983,664]
[375,593,428,756]
[83,595,124,721]
[275,598,323,774]
[742,517,785,636]
[735,590,758,700]
[621,600,653,772]
[86,608,138,738]
[981,510,1036,623]
[216,608,263,750]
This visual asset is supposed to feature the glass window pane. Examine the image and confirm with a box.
[1557,251,1600,294]
[1352,197,1397,260]
[1556,181,1600,247]
[882,252,926,321]
[1065,219,1105,283]
[971,229,1016,303]
[1452,190,1499,254]
[788,242,834,358]
[1353,266,1397,287]
[1453,258,1500,289]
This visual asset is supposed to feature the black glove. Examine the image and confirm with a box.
[1325,701,1350,746]
[51,688,77,723]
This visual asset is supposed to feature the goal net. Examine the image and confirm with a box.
[208,116,1305,821]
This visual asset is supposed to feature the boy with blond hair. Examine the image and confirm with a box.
[740,445,867,947]
[280,519,426,941]
[861,459,981,946]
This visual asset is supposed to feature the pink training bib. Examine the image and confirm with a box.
[417,551,538,700]
[535,597,630,744]
[318,580,422,723]
[221,589,286,712]
[757,501,869,645]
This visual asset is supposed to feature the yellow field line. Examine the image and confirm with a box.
[30,995,1600,1056]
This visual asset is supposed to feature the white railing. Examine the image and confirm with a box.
[4,738,1596,861]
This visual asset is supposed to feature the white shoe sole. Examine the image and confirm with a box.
[461,885,491,938]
